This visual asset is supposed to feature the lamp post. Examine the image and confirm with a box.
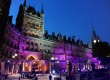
[12,55,15,59]
[15,53,18,57]
[12,53,18,59]
[12,53,18,74]
[50,57,54,74]
[7,60,10,74]
[50,57,58,74]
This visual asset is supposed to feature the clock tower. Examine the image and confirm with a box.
[92,26,100,44]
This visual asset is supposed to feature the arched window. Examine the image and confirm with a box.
[26,41,30,44]
[28,56,35,60]
[48,50,50,54]
[31,42,34,45]
[35,43,38,46]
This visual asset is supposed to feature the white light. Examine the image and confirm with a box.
[51,57,54,60]
[52,70,55,74]
[7,60,10,62]
[98,40,100,42]
[55,58,57,60]
[12,55,15,58]
[93,40,96,43]
[15,53,18,57]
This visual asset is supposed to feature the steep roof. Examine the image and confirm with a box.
[26,6,36,15]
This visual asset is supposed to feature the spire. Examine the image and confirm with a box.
[41,3,44,14]
[72,36,75,44]
[29,3,30,7]
[92,25,97,38]
[23,0,26,7]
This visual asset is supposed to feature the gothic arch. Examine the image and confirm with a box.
[28,56,35,60]
[26,54,38,60]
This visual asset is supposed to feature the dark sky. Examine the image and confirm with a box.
[9,0,110,44]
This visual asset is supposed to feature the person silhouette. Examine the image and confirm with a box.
[91,63,95,72]
[34,75,38,80]
[49,74,52,80]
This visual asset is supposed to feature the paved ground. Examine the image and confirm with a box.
[5,74,110,80]
[7,74,66,80]
[1,70,110,80]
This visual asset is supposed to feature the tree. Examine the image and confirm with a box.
[92,41,110,57]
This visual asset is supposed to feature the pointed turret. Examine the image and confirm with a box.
[23,0,27,11]
[41,4,44,18]
[92,25,100,44]
[16,4,24,32]
[72,36,75,44]
[23,0,26,7]
[41,4,44,14]
[92,25,97,38]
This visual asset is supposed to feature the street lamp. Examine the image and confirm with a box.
[12,55,15,59]
[50,57,54,74]
[93,40,96,43]
[7,60,10,74]
[12,53,18,59]
[50,57,58,74]
[7,60,10,62]
[51,57,54,60]
[15,53,18,57]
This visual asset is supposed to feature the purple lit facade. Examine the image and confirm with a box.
[0,0,102,74]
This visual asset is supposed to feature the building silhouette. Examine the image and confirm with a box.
[0,0,12,51]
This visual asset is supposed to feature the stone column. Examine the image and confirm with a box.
[22,61,25,72]
[49,61,51,74]
[1,62,5,74]
[14,62,18,74]
[12,62,14,74]
[29,61,32,72]
[14,62,17,74]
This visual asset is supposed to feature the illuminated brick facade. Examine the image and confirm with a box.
[0,0,101,73]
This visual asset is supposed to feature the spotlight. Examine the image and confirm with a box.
[52,70,55,75]
[7,60,10,62]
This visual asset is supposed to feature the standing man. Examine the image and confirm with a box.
[91,63,95,72]
[49,74,52,80]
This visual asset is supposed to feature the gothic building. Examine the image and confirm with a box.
[0,0,101,74]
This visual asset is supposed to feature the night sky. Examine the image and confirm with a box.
[9,0,110,44]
